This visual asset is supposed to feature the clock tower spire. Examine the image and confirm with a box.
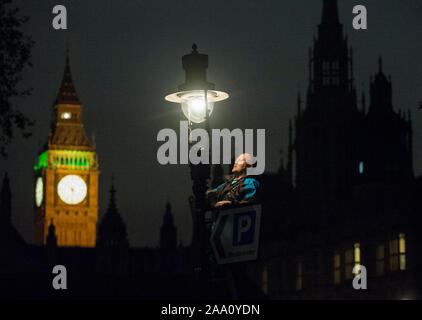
[34,46,99,247]
[55,45,80,105]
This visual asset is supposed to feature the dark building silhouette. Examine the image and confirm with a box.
[0,173,32,300]
[362,58,413,184]
[46,219,58,248]
[295,0,360,210]
[97,178,129,248]
[245,0,421,300]
[0,171,193,299]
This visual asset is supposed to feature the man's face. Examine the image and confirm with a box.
[232,154,248,173]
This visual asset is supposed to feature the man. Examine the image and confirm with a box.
[207,153,261,208]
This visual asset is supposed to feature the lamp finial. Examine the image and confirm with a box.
[192,43,198,53]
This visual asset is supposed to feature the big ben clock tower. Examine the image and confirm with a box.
[34,50,99,247]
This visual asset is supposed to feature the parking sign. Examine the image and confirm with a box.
[210,204,262,264]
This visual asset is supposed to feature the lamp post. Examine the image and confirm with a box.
[165,44,229,295]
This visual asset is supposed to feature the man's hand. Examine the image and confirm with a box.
[215,201,232,207]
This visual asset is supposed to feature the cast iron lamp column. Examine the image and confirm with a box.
[165,44,229,295]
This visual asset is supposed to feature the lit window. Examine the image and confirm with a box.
[334,253,341,284]
[399,233,406,271]
[376,245,385,276]
[61,112,71,119]
[354,243,361,266]
[296,262,303,291]
[389,234,406,272]
[342,243,362,280]
[262,266,269,295]
[359,161,364,174]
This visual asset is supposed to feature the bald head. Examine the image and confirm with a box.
[232,153,256,175]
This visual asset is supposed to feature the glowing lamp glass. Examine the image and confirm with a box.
[181,93,214,124]
[165,89,229,124]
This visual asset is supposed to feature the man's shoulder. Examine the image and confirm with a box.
[244,177,260,187]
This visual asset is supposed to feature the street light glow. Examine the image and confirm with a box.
[183,96,214,124]
[165,89,229,123]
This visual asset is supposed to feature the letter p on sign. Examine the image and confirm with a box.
[233,212,255,246]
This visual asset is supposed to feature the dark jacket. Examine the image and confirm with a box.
[207,175,260,207]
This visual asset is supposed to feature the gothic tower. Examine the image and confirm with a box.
[46,219,58,248]
[97,178,129,248]
[34,49,99,247]
[362,58,414,183]
[294,0,362,211]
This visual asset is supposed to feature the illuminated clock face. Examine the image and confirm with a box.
[35,177,43,207]
[57,175,87,205]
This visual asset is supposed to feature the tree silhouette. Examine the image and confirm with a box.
[0,0,34,157]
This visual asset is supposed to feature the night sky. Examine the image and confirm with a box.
[1,0,421,247]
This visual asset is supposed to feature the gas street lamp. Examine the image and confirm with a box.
[164,44,229,297]
[165,43,229,125]
[164,43,229,214]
